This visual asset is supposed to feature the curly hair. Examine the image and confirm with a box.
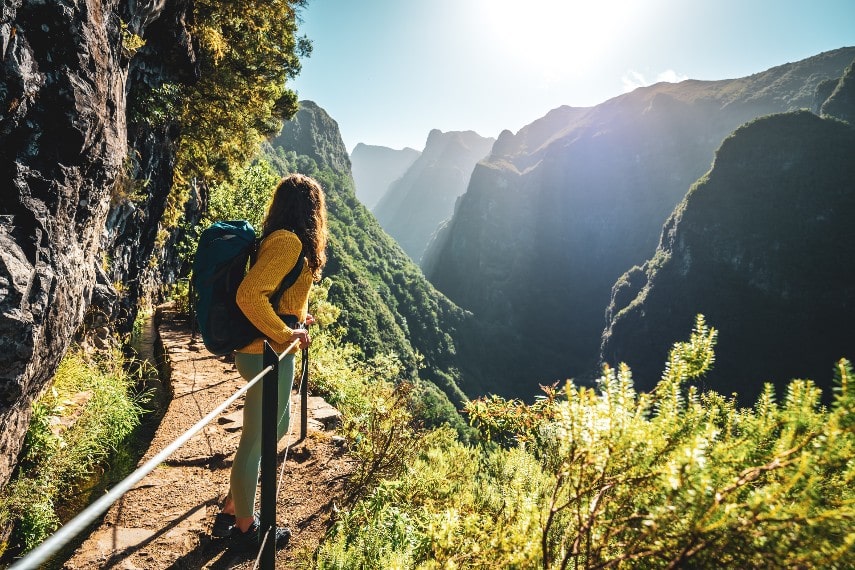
[261,174,328,280]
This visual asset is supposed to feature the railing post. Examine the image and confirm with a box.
[300,348,308,440]
[260,341,278,568]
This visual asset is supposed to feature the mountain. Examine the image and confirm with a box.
[373,129,494,263]
[821,57,855,123]
[601,96,855,402]
[271,100,353,175]
[423,48,855,400]
[350,143,420,209]
[266,101,478,427]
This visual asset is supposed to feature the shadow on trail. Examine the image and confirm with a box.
[99,503,210,568]
[164,532,254,570]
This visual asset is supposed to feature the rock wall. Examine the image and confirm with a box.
[102,0,198,329]
[0,0,127,490]
[271,100,352,175]
[0,0,196,490]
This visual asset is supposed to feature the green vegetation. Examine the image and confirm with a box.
[172,140,473,440]
[205,159,280,229]
[266,150,473,440]
[0,348,147,556]
[305,281,423,503]
[177,0,309,184]
[174,151,472,441]
[128,0,310,229]
[120,19,146,59]
[315,315,855,568]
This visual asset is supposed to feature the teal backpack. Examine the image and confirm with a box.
[191,220,304,355]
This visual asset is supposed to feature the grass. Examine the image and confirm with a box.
[0,346,148,557]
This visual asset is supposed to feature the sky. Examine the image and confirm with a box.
[290,0,855,153]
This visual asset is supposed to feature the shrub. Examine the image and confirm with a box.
[316,315,855,569]
[0,347,147,554]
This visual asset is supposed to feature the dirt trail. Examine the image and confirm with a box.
[63,304,354,569]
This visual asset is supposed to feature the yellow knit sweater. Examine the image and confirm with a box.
[235,229,312,354]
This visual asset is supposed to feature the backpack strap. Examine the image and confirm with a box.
[269,248,305,312]
[251,232,305,319]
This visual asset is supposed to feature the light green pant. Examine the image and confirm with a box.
[230,351,295,518]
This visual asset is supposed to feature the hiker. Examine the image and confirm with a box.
[213,173,328,550]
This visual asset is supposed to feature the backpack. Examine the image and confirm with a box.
[191,220,304,355]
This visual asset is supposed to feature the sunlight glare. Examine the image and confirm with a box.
[483,0,638,82]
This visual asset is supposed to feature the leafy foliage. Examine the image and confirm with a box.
[0,348,147,555]
[306,281,435,507]
[178,0,309,185]
[128,0,310,229]
[316,316,855,568]
[205,159,279,229]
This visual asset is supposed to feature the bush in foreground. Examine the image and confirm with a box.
[316,315,854,569]
[0,348,147,556]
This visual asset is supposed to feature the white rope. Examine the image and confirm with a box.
[253,527,273,569]
[10,339,299,570]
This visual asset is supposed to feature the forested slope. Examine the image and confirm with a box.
[602,67,855,402]
[425,48,855,399]
[266,102,478,426]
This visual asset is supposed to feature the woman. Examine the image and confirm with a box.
[213,173,327,551]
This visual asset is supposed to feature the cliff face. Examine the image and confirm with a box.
[350,143,420,210]
[0,0,198,489]
[267,101,475,413]
[373,129,494,264]
[271,100,352,175]
[0,0,126,489]
[424,48,855,399]
[601,108,855,403]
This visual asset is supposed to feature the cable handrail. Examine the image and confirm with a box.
[9,338,301,570]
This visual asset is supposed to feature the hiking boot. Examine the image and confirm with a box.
[212,510,261,538]
[228,516,291,552]
[211,512,235,538]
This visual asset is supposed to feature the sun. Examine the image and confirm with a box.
[483,0,639,81]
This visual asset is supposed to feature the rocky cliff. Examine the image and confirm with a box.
[265,101,477,428]
[0,0,203,490]
[350,143,420,209]
[373,129,494,264]
[424,48,855,399]
[271,100,352,176]
[601,104,855,403]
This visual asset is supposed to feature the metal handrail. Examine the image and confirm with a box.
[9,338,300,570]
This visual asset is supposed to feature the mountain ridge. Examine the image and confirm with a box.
[424,47,855,399]
[601,107,855,402]
[372,129,494,264]
[350,143,421,209]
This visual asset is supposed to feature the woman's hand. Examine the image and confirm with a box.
[288,328,311,349]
